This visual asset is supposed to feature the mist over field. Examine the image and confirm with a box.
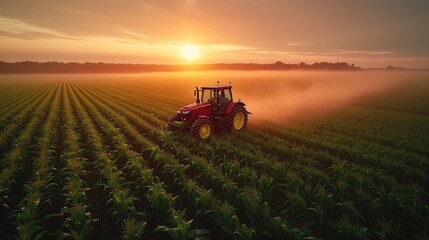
[37,70,427,123]
[4,70,427,123]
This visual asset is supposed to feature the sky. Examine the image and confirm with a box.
[0,0,428,68]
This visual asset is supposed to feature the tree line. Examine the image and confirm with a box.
[0,61,361,73]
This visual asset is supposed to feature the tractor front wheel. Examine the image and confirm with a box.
[190,118,213,140]
[228,105,248,131]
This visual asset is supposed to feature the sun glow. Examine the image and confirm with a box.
[180,45,200,60]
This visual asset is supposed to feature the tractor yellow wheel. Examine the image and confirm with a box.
[227,105,248,132]
[199,123,211,139]
[233,111,245,130]
[190,118,213,140]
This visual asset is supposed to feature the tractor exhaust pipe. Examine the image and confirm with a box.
[194,86,200,103]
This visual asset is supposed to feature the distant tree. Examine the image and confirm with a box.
[386,65,404,70]
[299,62,307,68]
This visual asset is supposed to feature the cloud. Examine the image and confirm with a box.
[321,50,394,56]
[285,42,308,47]
[0,30,58,40]
[0,16,83,41]
[0,17,62,36]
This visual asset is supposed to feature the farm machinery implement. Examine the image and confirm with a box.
[168,82,250,139]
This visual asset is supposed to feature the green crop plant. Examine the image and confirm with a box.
[195,189,214,225]
[307,203,328,233]
[373,217,402,240]
[122,217,146,240]
[146,182,175,225]
[15,190,47,240]
[211,201,241,239]
[108,189,138,220]
[233,223,256,240]
[156,215,209,240]
[221,180,239,203]
[352,187,379,226]
[258,175,275,202]
[164,162,189,187]
[58,201,94,240]
[282,190,307,224]
[334,201,363,224]
[335,179,350,202]
[267,216,288,240]
[329,215,369,240]
[371,183,399,217]
[238,166,258,187]
[237,187,270,228]
[395,184,426,228]
[182,180,199,205]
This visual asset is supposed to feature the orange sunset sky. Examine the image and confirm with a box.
[1,0,428,68]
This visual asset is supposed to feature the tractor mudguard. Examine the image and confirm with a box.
[225,102,246,115]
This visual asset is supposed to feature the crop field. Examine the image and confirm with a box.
[0,71,428,240]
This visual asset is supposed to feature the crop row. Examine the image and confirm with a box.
[1,83,61,238]
[13,82,62,240]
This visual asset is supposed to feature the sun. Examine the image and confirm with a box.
[180,45,200,60]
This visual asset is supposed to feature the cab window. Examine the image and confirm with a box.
[201,89,214,102]
[219,89,232,102]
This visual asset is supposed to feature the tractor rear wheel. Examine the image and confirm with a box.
[190,118,213,140]
[227,105,248,131]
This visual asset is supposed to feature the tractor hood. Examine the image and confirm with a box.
[180,102,211,112]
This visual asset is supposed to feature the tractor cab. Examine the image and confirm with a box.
[169,83,250,140]
[200,85,233,114]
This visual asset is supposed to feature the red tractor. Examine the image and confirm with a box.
[168,83,250,139]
